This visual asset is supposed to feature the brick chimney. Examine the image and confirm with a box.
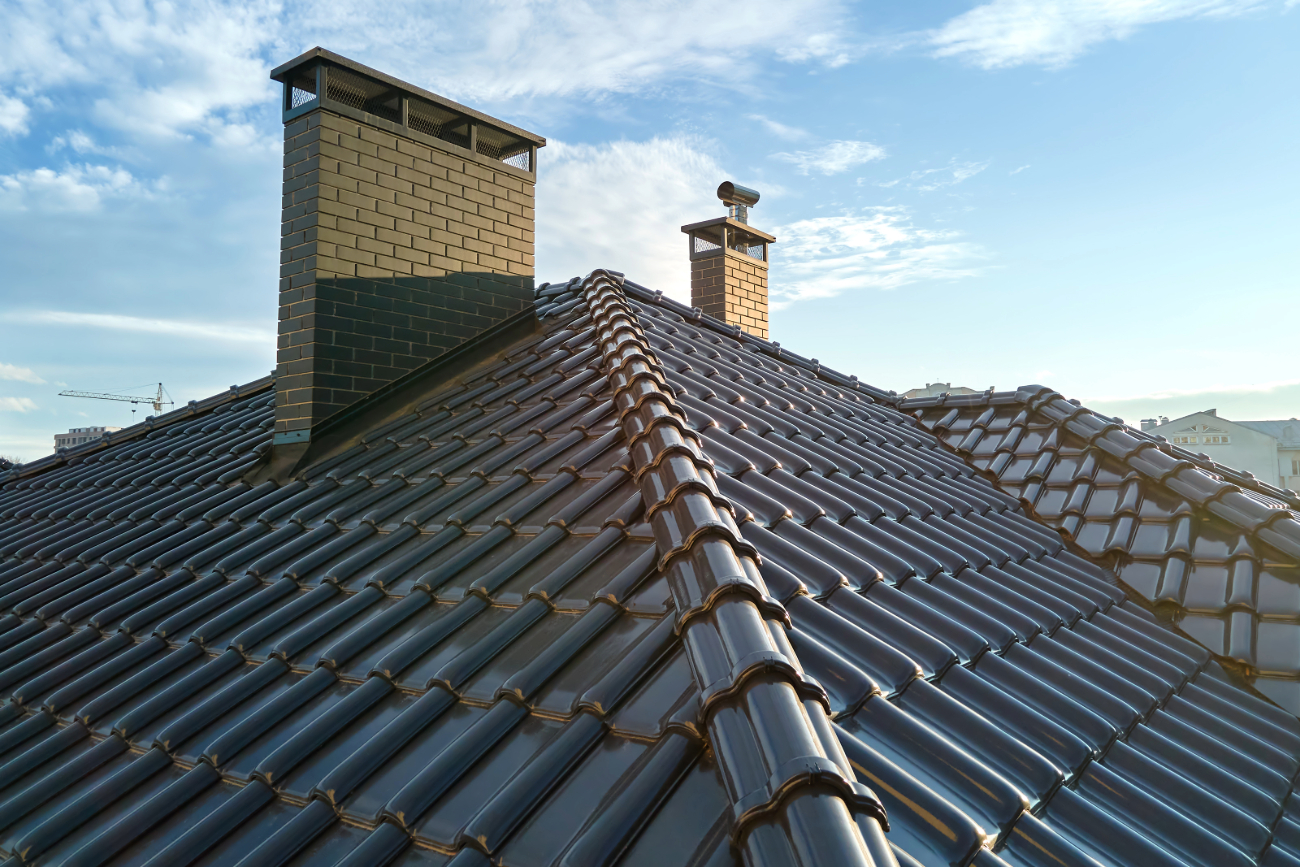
[681,182,775,339]
[269,49,545,448]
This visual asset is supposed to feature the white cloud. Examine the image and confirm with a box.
[297,1,853,102]
[931,0,1264,69]
[0,90,29,136]
[536,136,725,301]
[1009,164,1031,174]
[772,140,887,175]
[0,164,162,212]
[0,363,44,384]
[749,114,809,141]
[771,207,987,306]
[875,159,990,191]
[10,310,273,344]
[0,0,852,142]
[0,397,38,413]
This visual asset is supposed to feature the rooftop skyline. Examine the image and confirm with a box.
[2,0,1297,461]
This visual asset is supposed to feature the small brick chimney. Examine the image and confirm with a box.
[269,49,545,448]
[681,182,775,339]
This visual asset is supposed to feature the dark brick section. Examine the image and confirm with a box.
[276,274,532,425]
[275,108,537,439]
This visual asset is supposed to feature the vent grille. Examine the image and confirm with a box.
[326,67,401,125]
[408,96,471,150]
[476,126,532,172]
[289,69,317,109]
[694,236,722,255]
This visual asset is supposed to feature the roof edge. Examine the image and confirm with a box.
[1,375,274,485]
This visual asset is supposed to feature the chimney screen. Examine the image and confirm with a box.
[288,68,318,110]
[408,96,471,149]
[476,125,532,172]
[326,66,402,125]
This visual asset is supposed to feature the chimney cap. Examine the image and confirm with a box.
[270,47,546,147]
[717,181,760,208]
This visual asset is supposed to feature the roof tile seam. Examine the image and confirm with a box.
[577,269,890,864]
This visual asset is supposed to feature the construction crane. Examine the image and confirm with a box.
[59,383,174,416]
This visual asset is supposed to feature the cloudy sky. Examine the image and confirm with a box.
[1,0,1297,460]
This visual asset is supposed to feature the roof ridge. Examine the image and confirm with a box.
[577,269,893,865]
[0,375,275,485]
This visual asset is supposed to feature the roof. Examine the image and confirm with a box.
[1235,421,1300,450]
[0,271,1299,867]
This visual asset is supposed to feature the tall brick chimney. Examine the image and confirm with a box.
[681,182,775,339]
[269,49,545,448]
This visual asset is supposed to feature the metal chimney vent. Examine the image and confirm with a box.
[718,181,760,224]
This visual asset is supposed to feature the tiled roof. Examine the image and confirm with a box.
[0,273,1297,866]
[906,385,1300,715]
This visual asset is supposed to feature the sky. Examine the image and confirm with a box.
[1,0,1297,461]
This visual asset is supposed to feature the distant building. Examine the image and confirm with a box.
[1143,409,1300,491]
[902,382,983,399]
[54,426,121,451]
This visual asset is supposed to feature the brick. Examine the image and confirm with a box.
[357,209,396,230]
[393,246,428,266]
[446,246,478,266]
[337,162,378,185]
[377,145,414,169]
[376,199,415,222]
[375,227,413,247]
[357,126,398,150]
[336,217,377,239]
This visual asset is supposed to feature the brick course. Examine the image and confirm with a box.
[690,250,769,340]
[276,109,535,438]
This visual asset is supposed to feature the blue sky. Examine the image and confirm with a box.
[1,0,1297,461]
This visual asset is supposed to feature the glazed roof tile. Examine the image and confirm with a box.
[906,385,1300,715]
[0,274,1297,866]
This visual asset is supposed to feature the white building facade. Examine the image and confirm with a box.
[1143,410,1300,492]
[54,426,121,451]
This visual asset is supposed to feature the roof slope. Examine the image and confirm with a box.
[0,273,1295,866]
[906,386,1300,714]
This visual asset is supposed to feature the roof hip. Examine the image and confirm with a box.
[576,270,894,865]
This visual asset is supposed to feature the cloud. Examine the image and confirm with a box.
[536,135,724,301]
[0,397,38,413]
[0,363,44,384]
[749,114,808,141]
[0,164,162,212]
[770,207,988,306]
[876,159,990,191]
[772,140,887,175]
[298,1,854,102]
[0,90,29,136]
[9,310,274,344]
[930,0,1265,69]
[1009,164,1030,174]
[0,0,854,142]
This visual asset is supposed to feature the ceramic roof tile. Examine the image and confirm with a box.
[0,274,1296,865]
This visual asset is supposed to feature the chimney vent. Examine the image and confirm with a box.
[717,181,760,224]
[682,180,774,339]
